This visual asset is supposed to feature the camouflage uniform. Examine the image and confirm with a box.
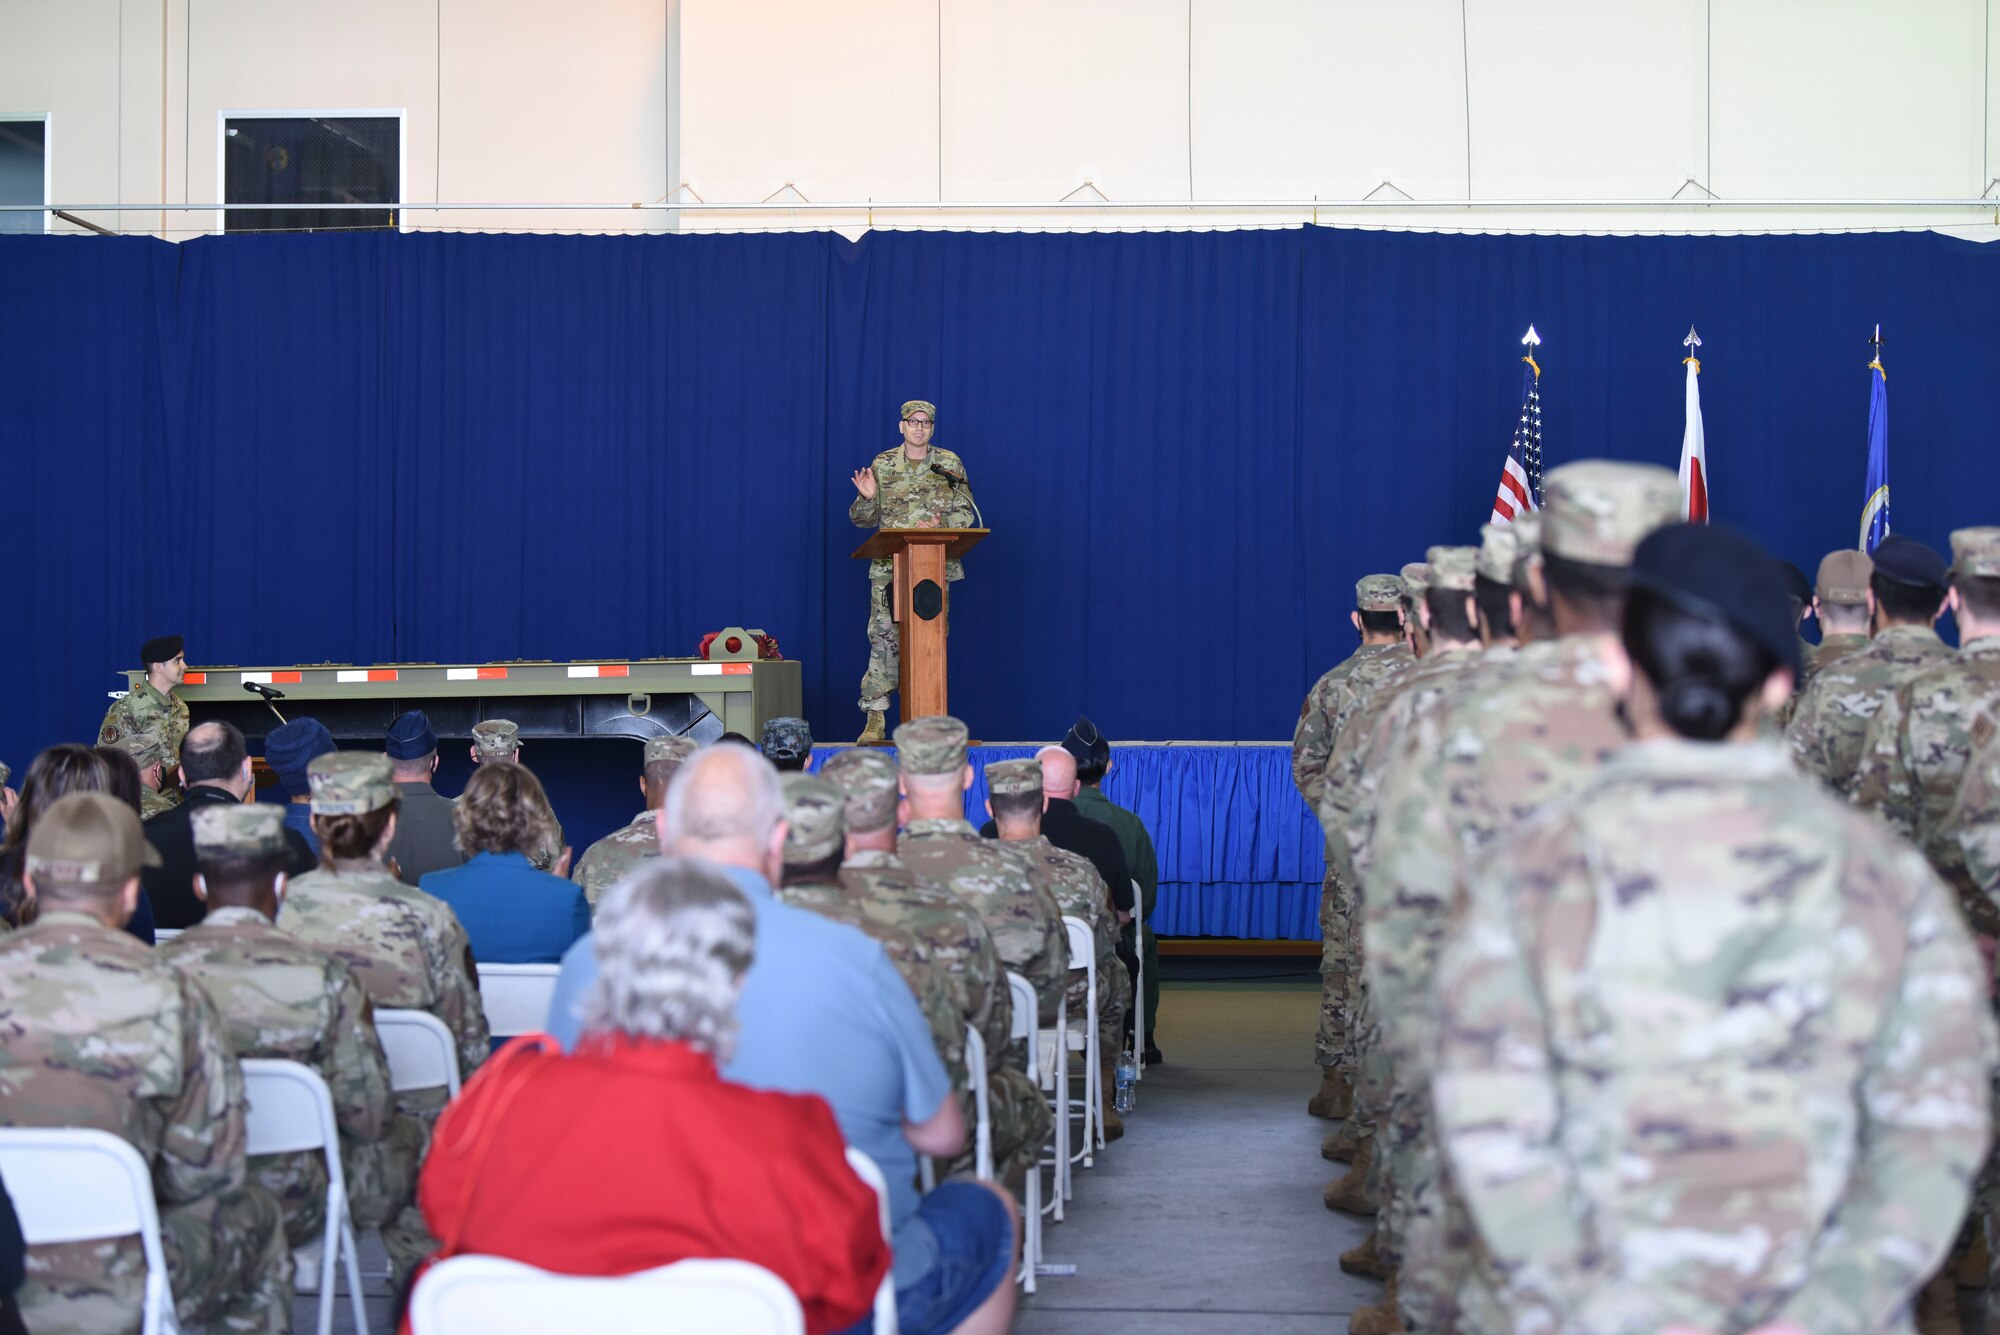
[571,735,696,904]
[848,407,978,711]
[281,753,489,1122]
[467,720,564,872]
[109,726,177,819]
[1804,630,1869,684]
[1784,624,1950,798]
[0,911,291,1334]
[1432,739,1995,1335]
[98,676,188,810]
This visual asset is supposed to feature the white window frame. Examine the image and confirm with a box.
[0,113,53,236]
[216,108,407,236]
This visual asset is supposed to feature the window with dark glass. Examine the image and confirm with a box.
[0,119,47,236]
[224,115,399,233]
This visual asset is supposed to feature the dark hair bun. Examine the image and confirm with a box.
[1658,676,1737,741]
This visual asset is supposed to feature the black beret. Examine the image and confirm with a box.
[1870,534,1949,592]
[1631,523,1802,680]
[1775,561,1813,608]
[140,635,184,665]
[1061,715,1109,767]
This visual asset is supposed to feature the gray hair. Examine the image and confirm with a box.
[662,743,784,850]
[580,858,756,1058]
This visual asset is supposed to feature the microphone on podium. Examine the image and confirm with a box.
[930,463,986,530]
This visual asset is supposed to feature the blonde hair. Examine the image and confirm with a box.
[450,762,556,857]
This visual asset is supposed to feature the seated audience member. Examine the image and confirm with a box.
[545,744,1019,1335]
[977,745,1133,920]
[0,1172,23,1335]
[103,727,175,818]
[421,762,590,964]
[467,720,564,871]
[144,721,314,929]
[761,715,814,771]
[283,752,490,1122]
[572,733,698,904]
[163,803,430,1283]
[0,792,291,1332]
[382,710,466,886]
[262,717,337,857]
[1065,715,1163,1062]
[420,861,889,1335]
[1,745,158,944]
[1432,523,1996,1334]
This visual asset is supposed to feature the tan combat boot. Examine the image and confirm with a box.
[1099,1062,1124,1142]
[1308,1067,1353,1119]
[1322,1122,1358,1163]
[1339,1228,1390,1280]
[1349,1276,1406,1335]
[855,711,887,745]
[1322,1138,1377,1216]
[1915,1265,1961,1335]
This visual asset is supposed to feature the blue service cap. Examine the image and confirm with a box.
[1061,715,1109,768]
[264,717,336,798]
[383,710,438,760]
[1871,534,1949,592]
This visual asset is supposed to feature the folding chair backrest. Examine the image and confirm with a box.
[152,928,182,942]
[1006,971,1038,1067]
[374,1009,462,1096]
[0,1127,174,1334]
[1062,916,1092,972]
[409,1255,806,1335]
[239,1059,341,1164]
[964,1024,993,1180]
[475,964,559,1038]
[842,1147,900,1335]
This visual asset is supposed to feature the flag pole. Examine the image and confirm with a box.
[1521,324,1543,504]
[1861,324,1890,552]
[1679,327,1709,523]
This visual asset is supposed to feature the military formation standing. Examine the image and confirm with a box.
[571,734,699,903]
[97,634,191,810]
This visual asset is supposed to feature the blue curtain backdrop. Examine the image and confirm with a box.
[6,225,2000,935]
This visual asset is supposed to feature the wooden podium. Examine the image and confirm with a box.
[851,527,988,721]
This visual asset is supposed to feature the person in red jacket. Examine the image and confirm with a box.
[414,858,890,1335]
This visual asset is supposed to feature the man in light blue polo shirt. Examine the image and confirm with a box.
[546,743,1019,1335]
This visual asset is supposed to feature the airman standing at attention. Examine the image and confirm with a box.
[109,725,176,819]
[98,634,191,808]
[467,720,565,872]
[571,735,698,905]
[847,400,978,744]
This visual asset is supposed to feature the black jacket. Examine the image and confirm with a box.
[980,797,1134,913]
[142,786,317,928]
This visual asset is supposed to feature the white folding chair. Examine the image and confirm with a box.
[1060,915,1103,1180]
[373,1009,462,1097]
[1130,879,1146,1081]
[474,963,560,1039]
[152,928,182,943]
[0,1127,180,1334]
[1005,970,1044,1291]
[842,1148,900,1335]
[965,1024,993,1180]
[409,1255,805,1334]
[239,1059,369,1335]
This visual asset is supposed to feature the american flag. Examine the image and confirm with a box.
[1490,345,1543,524]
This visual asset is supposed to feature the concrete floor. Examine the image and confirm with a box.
[297,982,1364,1333]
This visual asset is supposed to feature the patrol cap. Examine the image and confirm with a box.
[1355,575,1403,612]
[1424,546,1478,593]
[1777,561,1813,609]
[191,802,288,859]
[1950,527,2000,580]
[1510,513,1544,587]
[894,716,969,775]
[1060,715,1110,770]
[901,399,937,421]
[140,635,184,665]
[1399,563,1430,599]
[819,748,900,833]
[471,720,520,760]
[109,727,170,770]
[26,791,162,884]
[383,710,438,760]
[986,758,1043,798]
[780,774,846,863]
[644,734,699,768]
[1540,460,1681,565]
[1814,550,1873,605]
[1629,522,1802,679]
[264,717,336,798]
[1871,535,1949,591]
[307,751,397,816]
[1476,525,1519,585]
[760,717,813,764]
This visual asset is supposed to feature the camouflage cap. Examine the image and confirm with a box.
[471,719,521,759]
[1425,546,1479,593]
[191,802,288,859]
[1950,527,2000,580]
[986,758,1043,798]
[760,716,813,764]
[894,715,969,775]
[1815,549,1873,605]
[1399,562,1431,599]
[819,748,900,833]
[780,773,846,864]
[1476,525,1519,584]
[307,751,396,816]
[109,726,171,769]
[26,791,162,884]
[1540,460,1681,565]
[643,734,699,767]
[1510,513,1544,586]
[1355,575,1403,612]
[901,399,937,421]
[0,761,10,790]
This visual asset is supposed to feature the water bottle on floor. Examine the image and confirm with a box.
[1114,1047,1138,1114]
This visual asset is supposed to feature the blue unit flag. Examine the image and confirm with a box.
[1860,330,1889,553]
